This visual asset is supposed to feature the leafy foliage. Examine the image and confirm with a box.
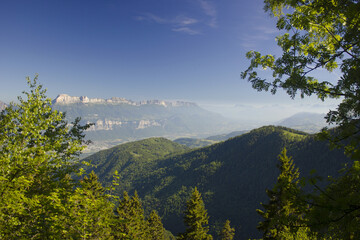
[241,0,360,159]
[0,76,92,238]
[308,160,360,239]
[0,77,171,239]
[242,1,360,238]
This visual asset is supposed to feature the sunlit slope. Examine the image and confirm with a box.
[86,126,350,239]
[85,137,190,187]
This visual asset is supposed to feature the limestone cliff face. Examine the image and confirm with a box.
[52,93,227,144]
[52,94,197,107]
[87,119,123,131]
[86,119,163,131]
[52,94,200,132]
[136,120,161,129]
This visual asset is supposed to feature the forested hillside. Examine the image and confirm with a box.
[84,138,189,188]
[85,126,350,239]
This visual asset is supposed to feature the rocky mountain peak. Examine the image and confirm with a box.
[52,94,197,107]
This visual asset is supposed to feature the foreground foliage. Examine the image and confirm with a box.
[243,0,360,239]
[241,0,360,159]
[0,77,172,239]
[0,76,92,238]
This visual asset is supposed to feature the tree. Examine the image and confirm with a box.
[241,0,360,159]
[114,191,148,239]
[178,187,213,240]
[220,220,235,240]
[308,161,360,239]
[241,1,360,238]
[65,171,115,239]
[257,149,312,239]
[146,210,166,240]
[0,76,91,238]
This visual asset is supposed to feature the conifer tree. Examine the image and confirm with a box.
[179,187,213,240]
[147,210,166,240]
[257,149,311,239]
[114,191,147,239]
[220,220,235,240]
[66,171,115,239]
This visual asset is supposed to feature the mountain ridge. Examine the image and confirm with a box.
[276,112,328,133]
[52,94,197,107]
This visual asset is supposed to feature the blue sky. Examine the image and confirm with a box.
[0,0,339,121]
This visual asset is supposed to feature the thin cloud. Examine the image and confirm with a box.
[172,27,201,35]
[135,13,167,24]
[134,1,217,36]
[174,16,198,26]
[198,0,217,28]
[135,13,200,35]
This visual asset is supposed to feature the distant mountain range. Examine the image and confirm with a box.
[84,126,350,239]
[276,112,328,133]
[52,94,197,107]
[52,94,238,155]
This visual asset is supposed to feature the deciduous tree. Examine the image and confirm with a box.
[241,0,360,159]
[0,76,91,238]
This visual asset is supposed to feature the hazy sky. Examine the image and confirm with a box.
[0,0,340,121]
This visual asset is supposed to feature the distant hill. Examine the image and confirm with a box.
[205,130,248,141]
[173,130,248,148]
[85,126,350,239]
[276,112,327,133]
[173,138,217,148]
[52,94,235,154]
